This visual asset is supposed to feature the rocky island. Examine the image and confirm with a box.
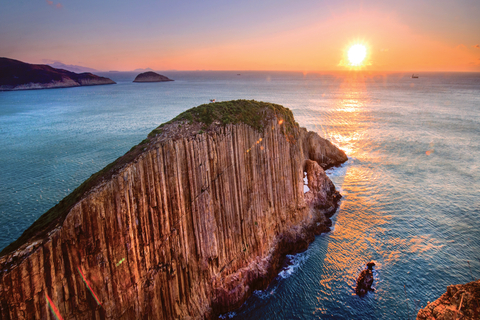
[133,71,174,82]
[355,261,376,296]
[0,57,116,91]
[0,100,347,319]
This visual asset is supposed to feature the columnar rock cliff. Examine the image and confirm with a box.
[0,100,347,319]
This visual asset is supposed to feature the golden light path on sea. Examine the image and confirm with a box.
[307,75,396,316]
[302,74,445,317]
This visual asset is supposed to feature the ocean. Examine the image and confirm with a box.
[1,71,479,319]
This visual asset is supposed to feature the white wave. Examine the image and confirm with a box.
[325,159,351,177]
[329,219,336,233]
[253,288,277,300]
[219,311,236,319]
[277,250,310,279]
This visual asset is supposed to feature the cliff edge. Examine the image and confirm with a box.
[0,57,116,91]
[0,100,347,319]
[133,71,173,82]
[417,280,480,320]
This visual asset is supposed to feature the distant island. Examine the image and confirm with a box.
[0,57,116,91]
[44,60,98,73]
[133,71,174,82]
[134,67,154,72]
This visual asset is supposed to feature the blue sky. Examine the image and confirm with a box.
[1,0,479,71]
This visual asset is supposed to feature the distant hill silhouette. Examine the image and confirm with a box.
[133,71,174,82]
[44,60,98,73]
[134,67,154,72]
[0,57,116,91]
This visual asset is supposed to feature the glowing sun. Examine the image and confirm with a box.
[348,44,367,66]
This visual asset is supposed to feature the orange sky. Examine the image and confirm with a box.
[1,0,479,71]
[161,11,480,72]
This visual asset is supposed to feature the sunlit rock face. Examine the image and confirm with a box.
[0,101,346,319]
[417,280,480,320]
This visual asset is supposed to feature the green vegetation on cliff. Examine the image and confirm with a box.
[147,99,298,138]
[0,100,298,257]
[170,99,296,131]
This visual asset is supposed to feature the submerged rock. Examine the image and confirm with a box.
[356,261,376,296]
[133,71,173,82]
[417,280,480,320]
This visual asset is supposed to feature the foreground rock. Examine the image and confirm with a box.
[417,280,480,320]
[0,100,347,319]
[355,261,375,296]
[133,71,173,82]
[0,57,116,91]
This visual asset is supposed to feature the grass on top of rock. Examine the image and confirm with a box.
[0,100,298,258]
[154,99,298,134]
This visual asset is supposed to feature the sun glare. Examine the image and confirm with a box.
[348,44,367,66]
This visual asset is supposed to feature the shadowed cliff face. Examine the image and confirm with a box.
[0,101,347,319]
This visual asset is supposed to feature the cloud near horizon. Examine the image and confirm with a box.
[474,44,480,49]
[45,0,63,9]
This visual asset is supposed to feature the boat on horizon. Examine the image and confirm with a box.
[412,74,419,78]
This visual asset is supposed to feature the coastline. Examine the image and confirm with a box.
[0,81,116,91]
[210,182,342,317]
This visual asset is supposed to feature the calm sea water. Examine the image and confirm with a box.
[1,71,479,319]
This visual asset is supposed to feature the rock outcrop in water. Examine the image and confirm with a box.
[0,100,347,319]
[355,261,375,296]
[0,57,116,91]
[417,280,480,320]
[133,71,173,82]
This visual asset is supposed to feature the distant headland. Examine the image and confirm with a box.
[133,71,174,82]
[0,57,116,91]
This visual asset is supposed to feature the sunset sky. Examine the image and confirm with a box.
[1,0,479,72]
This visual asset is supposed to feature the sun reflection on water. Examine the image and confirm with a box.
[308,75,409,316]
[318,75,373,159]
[305,74,452,318]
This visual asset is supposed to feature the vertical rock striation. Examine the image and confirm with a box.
[0,100,347,319]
